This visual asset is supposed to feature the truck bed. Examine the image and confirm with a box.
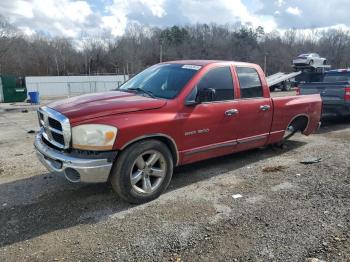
[270,94,322,137]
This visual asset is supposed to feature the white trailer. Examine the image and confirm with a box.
[266,71,302,87]
[25,75,129,98]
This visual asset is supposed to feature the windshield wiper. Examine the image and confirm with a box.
[127,87,155,98]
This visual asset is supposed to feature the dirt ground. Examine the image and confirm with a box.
[0,92,349,261]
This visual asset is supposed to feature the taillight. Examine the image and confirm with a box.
[345,87,350,101]
[296,87,300,95]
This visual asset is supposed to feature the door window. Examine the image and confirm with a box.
[196,66,234,101]
[236,67,263,99]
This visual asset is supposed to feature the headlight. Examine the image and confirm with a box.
[72,124,118,151]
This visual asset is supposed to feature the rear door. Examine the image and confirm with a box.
[233,66,273,149]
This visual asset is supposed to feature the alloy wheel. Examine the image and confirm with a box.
[130,150,167,194]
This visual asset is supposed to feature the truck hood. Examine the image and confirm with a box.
[47,91,167,123]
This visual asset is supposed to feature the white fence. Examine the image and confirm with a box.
[25,75,129,98]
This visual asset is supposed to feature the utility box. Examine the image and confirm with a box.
[0,75,27,103]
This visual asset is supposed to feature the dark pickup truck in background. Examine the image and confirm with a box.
[298,69,350,118]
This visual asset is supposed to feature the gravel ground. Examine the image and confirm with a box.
[0,96,349,261]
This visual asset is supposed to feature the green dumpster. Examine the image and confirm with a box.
[0,75,27,103]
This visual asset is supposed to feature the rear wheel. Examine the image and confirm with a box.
[110,139,173,204]
[281,81,291,91]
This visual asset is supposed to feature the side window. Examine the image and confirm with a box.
[236,67,263,99]
[197,66,234,101]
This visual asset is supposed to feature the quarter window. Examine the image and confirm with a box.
[236,67,263,98]
[197,66,234,101]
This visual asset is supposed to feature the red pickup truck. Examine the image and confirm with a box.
[34,60,322,203]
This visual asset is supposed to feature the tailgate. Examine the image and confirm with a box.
[300,83,346,105]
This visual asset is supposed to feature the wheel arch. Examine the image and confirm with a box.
[287,114,310,133]
[120,134,179,166]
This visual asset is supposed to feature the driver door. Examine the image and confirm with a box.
[177,66,239,164]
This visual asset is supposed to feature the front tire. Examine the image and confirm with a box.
[110,139,173,204]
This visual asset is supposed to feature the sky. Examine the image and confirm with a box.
[0,0,349,38]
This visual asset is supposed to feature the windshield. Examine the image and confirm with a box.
[323,72,350,83]
[119,63,200,99]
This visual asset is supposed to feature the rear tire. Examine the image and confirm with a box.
[281,82,291,91]
[110,139,173,204]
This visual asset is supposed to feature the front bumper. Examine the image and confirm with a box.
[34,133,114,183]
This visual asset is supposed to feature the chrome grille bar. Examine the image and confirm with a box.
[37,106,71,149]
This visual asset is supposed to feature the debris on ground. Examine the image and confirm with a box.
[21,109,28,113]
[305,258,325,262]
[232,194,243,199]
[27,130,36,134]
[300,157,322,164]
[262,165,287,172]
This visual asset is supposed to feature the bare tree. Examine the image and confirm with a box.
[1,15,350,76]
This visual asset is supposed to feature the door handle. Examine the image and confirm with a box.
[260,105,271,111]
[225,109,239,116]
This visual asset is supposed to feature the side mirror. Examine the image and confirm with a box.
[196,88,216,103]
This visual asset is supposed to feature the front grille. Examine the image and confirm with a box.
[39,112,44,121]
[37,107,71,149]
[48,118,63,131]
[42,135,62,151]
[52,132,65,144]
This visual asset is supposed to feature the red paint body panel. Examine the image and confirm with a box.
[47,60,322,166]
[48,91,167,124]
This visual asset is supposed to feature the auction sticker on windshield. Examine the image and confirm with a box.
[182,65,202,70]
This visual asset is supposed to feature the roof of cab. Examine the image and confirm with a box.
[165,60,256,67]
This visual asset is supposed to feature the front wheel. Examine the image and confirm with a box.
[110,139,173,204]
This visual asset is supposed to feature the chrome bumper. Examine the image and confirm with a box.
[34,133,113,183]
